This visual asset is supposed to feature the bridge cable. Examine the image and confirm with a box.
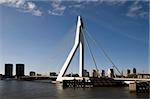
[82,28,98,71]
[84,28,122,76]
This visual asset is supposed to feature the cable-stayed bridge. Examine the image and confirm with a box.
[54,16,149,83]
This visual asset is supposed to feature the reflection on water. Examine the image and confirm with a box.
[0,80,149,99]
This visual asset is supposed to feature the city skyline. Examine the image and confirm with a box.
[0,1,149,75]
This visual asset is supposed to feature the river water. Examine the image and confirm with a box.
[0,80,148,99]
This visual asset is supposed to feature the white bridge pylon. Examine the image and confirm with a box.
[56,16,84,82]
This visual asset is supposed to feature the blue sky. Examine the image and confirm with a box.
[0,0,149,75]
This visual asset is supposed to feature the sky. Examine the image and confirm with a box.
[0,0,149,75]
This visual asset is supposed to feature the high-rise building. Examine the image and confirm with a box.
[108,68,115,78]
[5,64,13,78]
[127,69,130,75]
[133,68,136,74]
[29,71,36,76]
[50,72,57,76]
[101,70,105,77]
[16,64,25,77]
[83,69,89,77]
[92,69,97,77]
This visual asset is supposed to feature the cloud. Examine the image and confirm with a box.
[99,0,127,6]
[68,0,148,19]
[25,2,42,16]
[48,0,66,16]
[0,0,148,18]
[68,4,83,8]
[67,0,128,15]
[0,0,42,16]
[126,1,149,18]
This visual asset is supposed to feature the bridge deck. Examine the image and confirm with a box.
[113,78,150,81]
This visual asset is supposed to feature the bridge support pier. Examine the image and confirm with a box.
[129,81,136,92]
